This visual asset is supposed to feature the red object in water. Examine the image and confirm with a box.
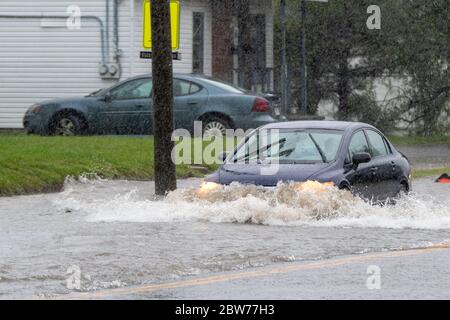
[436,174,450,184]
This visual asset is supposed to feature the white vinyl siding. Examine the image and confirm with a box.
[0,0,270,128]
[0,0,120,128]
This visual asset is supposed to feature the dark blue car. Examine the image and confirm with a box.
[205,121,412,202]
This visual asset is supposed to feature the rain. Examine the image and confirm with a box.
[0,0,449,301]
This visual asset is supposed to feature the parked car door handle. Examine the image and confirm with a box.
[136,105,145,108]
[187,101,199,105]
[370,167,379,173]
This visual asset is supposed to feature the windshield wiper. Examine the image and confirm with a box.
[86,89,102,97]
[234,138,287,163]
[308,133,328,163]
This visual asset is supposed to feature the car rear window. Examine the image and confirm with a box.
[199,78,246,94]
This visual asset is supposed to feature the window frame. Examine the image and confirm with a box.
[346,129,371,164]
[192,12,205,74]
[173,79,203,97]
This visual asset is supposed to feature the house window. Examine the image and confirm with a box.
[193,12,205,74]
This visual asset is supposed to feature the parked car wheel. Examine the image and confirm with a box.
[50,113,86,136]
[203,115,232,137]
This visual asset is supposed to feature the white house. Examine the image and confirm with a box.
[0,0,274,128]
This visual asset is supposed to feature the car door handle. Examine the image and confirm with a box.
[370,167,379,173]
[187,101,199,105]
[136,105,145,108]
[391,161,397,171]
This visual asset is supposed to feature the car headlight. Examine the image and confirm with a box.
[197,182,221,197]
[295,181,335,193]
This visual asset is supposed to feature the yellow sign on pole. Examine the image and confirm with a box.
[143,0,180,51]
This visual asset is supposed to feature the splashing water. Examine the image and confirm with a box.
[59,179,450,230]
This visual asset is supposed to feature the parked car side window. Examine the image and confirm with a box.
[366,130,388,157]
[348,131,371,161]
[111,78,152,100]
[189,83,202,95]
[173,79,202,96]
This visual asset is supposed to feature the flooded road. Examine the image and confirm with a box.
[1,176,449,299]
[397,145,450,169]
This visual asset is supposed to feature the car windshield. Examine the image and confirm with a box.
[86,87,109,97]
[231,129,343,164]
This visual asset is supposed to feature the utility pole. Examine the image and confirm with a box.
[151,0,177,196]
[237,0,252,90]
[300,0,308,115]
[280,0,288,117]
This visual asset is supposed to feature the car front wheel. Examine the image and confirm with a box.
[50,113,86,136]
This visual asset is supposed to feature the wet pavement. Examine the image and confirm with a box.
[0,176,449,300]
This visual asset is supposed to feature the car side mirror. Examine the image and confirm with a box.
[218,152,230,163]
[100,92,112,102]
[352,152,371,168]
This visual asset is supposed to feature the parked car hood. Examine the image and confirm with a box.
[40,96,94,105]
[217,163,332,187]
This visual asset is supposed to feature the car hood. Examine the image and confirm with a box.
[30,96,97,113]
[38,96,92,106]
[217,163,332,187]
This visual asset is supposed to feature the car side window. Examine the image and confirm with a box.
[173,79,202,97]
[366,130,388,157]
[190,83,202,94]
[348,131,371,161]
[111,78,152,100]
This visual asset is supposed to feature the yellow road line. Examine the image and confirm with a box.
[55,244,450,300]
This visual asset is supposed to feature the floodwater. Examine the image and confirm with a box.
[397,145,450,169]
[0,176,449,299]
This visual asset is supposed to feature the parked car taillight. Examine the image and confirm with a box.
[252,97,270,113]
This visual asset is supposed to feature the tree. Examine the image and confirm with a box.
[386,0,450,135]
[151,0,177,195]
[273,0,449,134]
[275,0,390,118]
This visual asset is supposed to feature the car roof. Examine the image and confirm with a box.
[127,73,207,81]
[260,121,375,132]
[127,73,247,94]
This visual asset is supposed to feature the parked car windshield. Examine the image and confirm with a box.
[231,130,343,164]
